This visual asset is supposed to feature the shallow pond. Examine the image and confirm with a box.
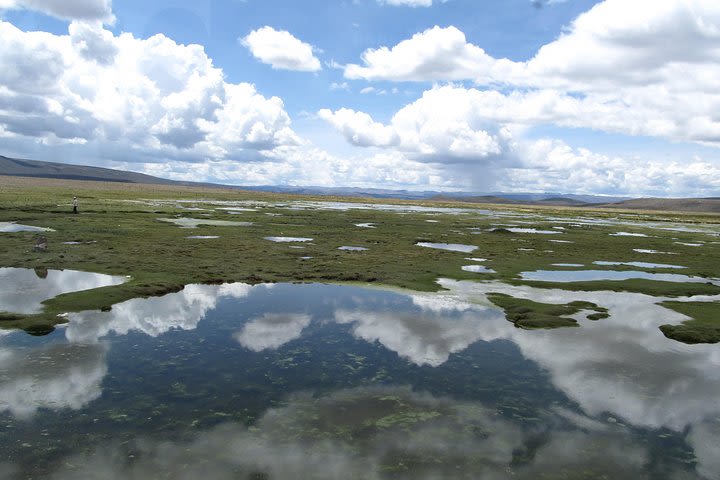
[593,261,687,269]
[503,227,562,235]
[0,268,127,314]
[264,237,313,243]
[0,281,718,479]
[0,222,54,233]
[158,218,252,228]
[610,232,649,237]
[634,249,677,255]
[461,265,496,273]
[520,269,717,284]
[416,242,478,253]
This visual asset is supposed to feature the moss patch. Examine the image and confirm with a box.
[487,293,609,329]
[659,301,720,344]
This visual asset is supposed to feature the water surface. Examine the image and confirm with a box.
[416,242,478,253]
[158,218,252,228]
[1,281,718,479]
[0,222,54,233]
[461,265,496,273]
[593,261,686,269]
[520,269,717,284]
[0,268,127,314]
[265,237,313,243]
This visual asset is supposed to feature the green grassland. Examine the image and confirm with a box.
[659,301,720,344]
[487,293,609,329]
[1,176,719,341]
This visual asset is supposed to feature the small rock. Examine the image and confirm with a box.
[34,236,48,252]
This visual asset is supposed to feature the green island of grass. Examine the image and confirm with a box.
[659,301,720,344]
[486,293,609,329]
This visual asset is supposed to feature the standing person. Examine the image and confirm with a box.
[72,196,78,214]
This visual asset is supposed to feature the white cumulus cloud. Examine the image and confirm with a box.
[345,26,514,82]
[320,84,720,196]
[342,0,720,147]
[0,0,114,23]
[0,21,300,165]
[242,26,321,72]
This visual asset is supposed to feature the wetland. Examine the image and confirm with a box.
[0,176,719,479]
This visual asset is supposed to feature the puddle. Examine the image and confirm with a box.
[0,222,54,233]
[503,228,562,235]
[264,237,313,243]
[338,246,368,251]
[461,265,496,273]
[610,232,649,237]
[519,269,717,284]
[633,249,677,255]
[0,268,127,314]
[216,207,257,212]
[593,261,686,269]
[158,218,252,229]
[552,263,584,267]
[186,236,220,240]
[63,241,96,245]
[283,201,492,215]
[675,242,704,247]
[549,240,574,244]
[464,258,487,262]
[426,220,440,223]
[416,242,478,253]
[355,223,376,228]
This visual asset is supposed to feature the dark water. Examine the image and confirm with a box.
[0,281,718,479]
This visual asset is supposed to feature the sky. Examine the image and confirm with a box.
[0,0,719,197]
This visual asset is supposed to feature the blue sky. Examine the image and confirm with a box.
[1,0,719,196]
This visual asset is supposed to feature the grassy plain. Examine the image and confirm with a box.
[0,176,718,341]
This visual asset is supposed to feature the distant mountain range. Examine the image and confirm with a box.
[1,155,719,213]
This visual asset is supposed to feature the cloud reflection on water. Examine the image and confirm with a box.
[39,385,666,480]
[0,268,126,314]
[65,283,265,343]
[235,313,312,351]
[0,343,107,418]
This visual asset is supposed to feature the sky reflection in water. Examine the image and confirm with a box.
[0,281,718,479]
[0,268,127,314]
